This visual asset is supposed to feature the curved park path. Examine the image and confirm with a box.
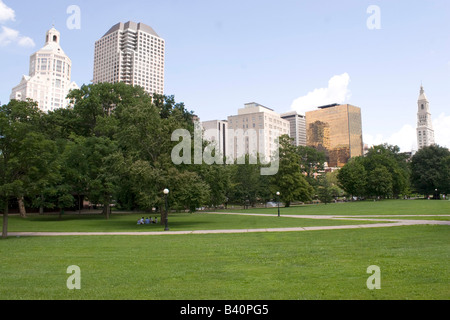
[4,212,450,237]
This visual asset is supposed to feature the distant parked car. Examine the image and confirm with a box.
[266,201,280,207]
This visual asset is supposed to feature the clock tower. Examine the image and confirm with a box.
[416,85,435,150]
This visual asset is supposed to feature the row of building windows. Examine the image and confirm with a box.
[229,117,289,128]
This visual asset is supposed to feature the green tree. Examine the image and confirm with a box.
[337,144,411,199]
[67,82,151,138]
[170,170,210,213]
[232,155,265,207]
[297,145,327,179]
[60,136,90,213]
[411,145,450,197]
[270,135,314,207]
[366,166,393,199]
[113,90,198,219]
[316,175,334,204]
[337,157,367,198]
[196,163,232,209]
[63,135,120,219]
[0,100,61,237]
[364,144,410,198]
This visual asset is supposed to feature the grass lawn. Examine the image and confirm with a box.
[1,211,387,234]
[0,226,448,300]
[224,199,450,216]
[3,199,448,233]
[0,200,449,300]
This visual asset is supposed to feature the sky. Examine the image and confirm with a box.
[1,0,449,152]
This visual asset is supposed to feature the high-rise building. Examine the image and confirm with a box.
[10,27,79,112]
[416,85,435,150]
[306,104,363,168]
[281,111,307,146]
[227,102,290,161]
[93,21,165,95]
[202,120,228,158]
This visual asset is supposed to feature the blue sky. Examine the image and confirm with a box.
[1,0,449,151]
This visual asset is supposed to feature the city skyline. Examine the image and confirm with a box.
[1,0,449,152]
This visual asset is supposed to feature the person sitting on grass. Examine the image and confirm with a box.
[145,217,150,224]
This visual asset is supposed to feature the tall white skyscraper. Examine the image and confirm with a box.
[93,21,165,95]
[416,85,435,150]
[10,27,79,112]
[281,111,307,147]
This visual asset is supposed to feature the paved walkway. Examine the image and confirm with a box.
[3,212,449,237]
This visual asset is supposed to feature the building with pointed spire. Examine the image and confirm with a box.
[10,26,79,112]
[416,85,435,150]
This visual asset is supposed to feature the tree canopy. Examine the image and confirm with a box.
[0,82,337,237]
[410,145,450,197]
[337,143,450,199]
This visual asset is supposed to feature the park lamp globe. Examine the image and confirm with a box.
[276,192,280,217]
[163,189,169,231]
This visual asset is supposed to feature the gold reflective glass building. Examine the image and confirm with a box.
[306,104,363,168]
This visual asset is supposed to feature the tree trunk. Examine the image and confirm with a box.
[78,194,82,214]
[103,200,111,220]
[39,194,44,215]
[18,196,27,218]
[160,206,164,226]
[2,201,8,239]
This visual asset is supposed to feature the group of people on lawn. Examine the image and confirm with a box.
[137,217,158,225]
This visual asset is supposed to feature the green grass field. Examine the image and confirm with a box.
[225,198,450,216]
[0,200,449,300]
[1,211,386,233]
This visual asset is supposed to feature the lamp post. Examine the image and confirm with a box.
[276,192,280,217]
[163,188,169,231]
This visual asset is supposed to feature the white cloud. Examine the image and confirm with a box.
[433,113,450,149]
[364,125,417,152]
[0,0,15,23]
[0,1,34,48]
[17,34,35,47]
[363,113,450,153]
[363,126,417,153]
[386,124,417,152]
[291,73,351,114]
[0,26,35,48]
[363,133,384,148]
[0,25,18,46]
